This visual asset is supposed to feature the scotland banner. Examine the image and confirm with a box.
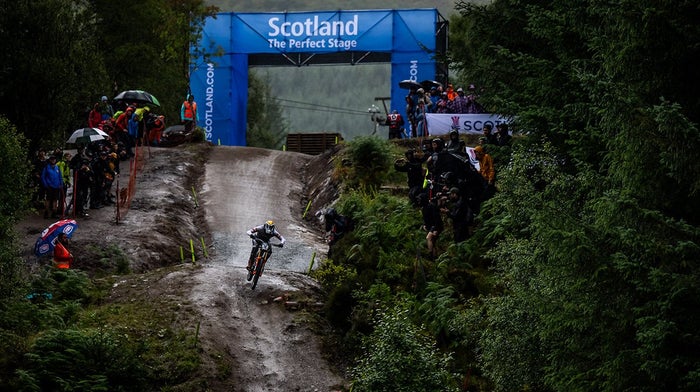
[191,9,441,146]
[425,113,509,136]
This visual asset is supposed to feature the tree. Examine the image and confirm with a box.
[246,72,288,148]
[0,0,218,149]
[91,0,218,129]
[450,1,700,390]
[0,117,31,299]
[0,0,108,150]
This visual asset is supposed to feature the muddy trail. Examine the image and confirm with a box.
[16,144,347,391]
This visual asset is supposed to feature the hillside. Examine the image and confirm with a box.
[15,144,347,391]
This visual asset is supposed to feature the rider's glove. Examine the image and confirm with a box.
[279,243,284,248]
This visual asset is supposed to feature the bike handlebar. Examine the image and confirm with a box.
[250,235,283,248]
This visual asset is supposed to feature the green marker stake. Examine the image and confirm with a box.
[308,252,316,274]
[302,200,312,218]
[200,237,209,258]
[190,239,196,263]
[192,186,199,208]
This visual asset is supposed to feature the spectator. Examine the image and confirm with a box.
[418,192,444,260]
[104,152,119,205]
[428,137,474,184]
[147,114,166,146]
[444,187,473,243]
[72,159,93,217]
[135,106,151,145]
[115,107,132,132]
[100,95,114,120]
[318,208,353,245]
[445,83,457,101]
[441,169,485,217]
[41,155,63,219]
[115,106,135,156]
[57,152,72,215]
[52,233,74,269]
[394,149,425,206]
[496,123,512,146]
[30,148,48,208]
[90,151,110,209]
[180,94,198,132]
[435,92,450,113]
[127,111,140,152]
[445,130,466,156]
[414,88,430,137]
[384,110,405,140]
[474,145,496,200]
[482,123,498,145]
[465,84,485,114]
[87,103,102,128]
[428,87,440,112]
[450,87,469,114]
[405,92,417,137]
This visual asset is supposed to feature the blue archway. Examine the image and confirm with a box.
[190,9,447,146]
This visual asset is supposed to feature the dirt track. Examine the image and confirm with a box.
[192,146,343,391]
[16,145,346,391]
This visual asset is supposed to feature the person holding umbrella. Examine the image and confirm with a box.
[180,94,198,132]
[41,155,64,219]
[53,232,74,269]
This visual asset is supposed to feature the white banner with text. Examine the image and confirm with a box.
[425,113,509,136]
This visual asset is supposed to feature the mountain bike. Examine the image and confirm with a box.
[247,237,283,290]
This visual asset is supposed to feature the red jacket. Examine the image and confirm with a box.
[53,242,73,269]
[115,111,131,131]
[88,109,102,128]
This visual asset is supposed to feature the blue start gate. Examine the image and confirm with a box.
[190,9,447,145]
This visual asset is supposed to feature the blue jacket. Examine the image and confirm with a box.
[128,113,139,138]
[41,163,63,189]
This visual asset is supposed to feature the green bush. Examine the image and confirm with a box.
[351,303,459,392]
[342,136,392,192]
[16,328,148,392]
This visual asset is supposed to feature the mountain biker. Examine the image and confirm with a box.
[246,220,285,271]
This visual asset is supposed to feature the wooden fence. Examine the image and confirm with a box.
[285,133,343,155]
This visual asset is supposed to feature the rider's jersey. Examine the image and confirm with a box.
[247,225,286,246]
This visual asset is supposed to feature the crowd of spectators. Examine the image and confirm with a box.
[394,128,509,259]
[405,83,485,138]
[86,95,166,153]
[30,94,167,220]
[30,139,128,219]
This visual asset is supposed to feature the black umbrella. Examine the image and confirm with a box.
[113,90,160,107]
[421,80,443,90]
[398,79,422,90]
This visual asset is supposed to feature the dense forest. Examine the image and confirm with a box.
[1,0,699,390]
[318,1,700,391]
